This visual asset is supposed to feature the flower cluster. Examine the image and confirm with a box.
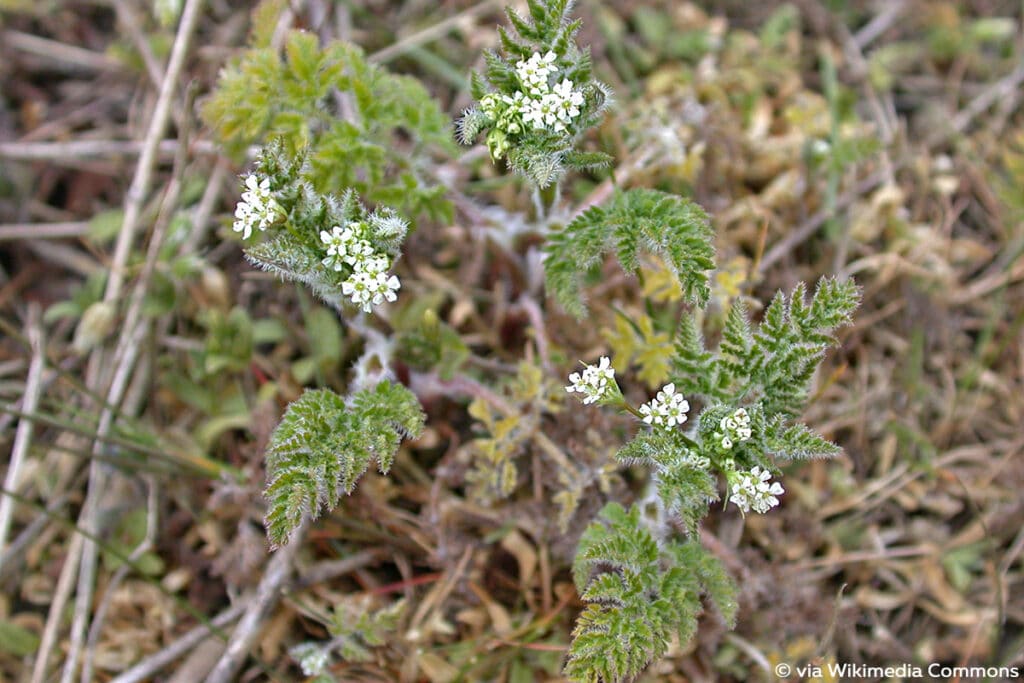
[233,174,282,239]
[289,642,328,677]
[712,407,753,451]
[639,383,690,430]
[516,50,557,95]
[477,51,585,159]
[565,356,616,405]
[319,222,401,312]
[727,466,784,515]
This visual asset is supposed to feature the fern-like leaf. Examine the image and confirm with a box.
[763,418,842,459]
[750,277,859,416]
[545,189,715,317]
[566,503,737,683]
[204,31,453,219]
[671,312,724,399]
[263,381,424,547]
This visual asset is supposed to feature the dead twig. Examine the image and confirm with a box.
[0,305,45,554]
[204,519,309,683]
[0,222,90,241]
[107,547,384,683]
[0,138,218,162]
[368,0,503,65]
[58,5,207,679]
[2,29,122,72]
[106,603,248,683]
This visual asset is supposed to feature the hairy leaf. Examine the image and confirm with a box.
[263,381,424,547]
[546,189,715,317]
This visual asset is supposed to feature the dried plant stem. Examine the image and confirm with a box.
[106,548,383,683]
[0,305,44,553]
[368,0,502,64]
[0,138,218,161]
[204,519,309,683]
[103,0,204,305]
[2,29,121,72]
[107,604,248,683]
[55,2,206,680]
[81,477,158,683]
[31,531,85,683]
[0,222,90,241]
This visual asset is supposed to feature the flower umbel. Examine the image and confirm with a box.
[713,407,753,451]
[475,51,588,159]
[342,255,401,313]
[727,466,784,515]
[232,174,281,239]
[566,356,616,405]
[639,383,690,429]
[289,642,329,677]
[320,222,374,272]
[515,50,557,95]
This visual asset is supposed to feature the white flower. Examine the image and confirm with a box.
[552,78,584,124]
[565,356,616,405]
[320,222,373,271]
[715,407,753,450]
[232,174,281,239]
[290,642,328,677]
[522,95,562,130]
[639,383,690,429]
[342,255,401,312]
[502,91,528,110]
[728,466,784,515]
[515,51,557,95]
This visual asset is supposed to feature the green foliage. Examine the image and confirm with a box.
[240,146,410,311]
[671,277,859,415]
[546,189,715,317]
[565,503,736,683]
[564,261,856,681]
[457,0,612,186]
[204,29,453,220]
[615,432,717,535]
[263,380,424,547]
[327,599,406,663]
[761,418,842,460]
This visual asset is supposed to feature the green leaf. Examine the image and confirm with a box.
[88,209,125,244]
[764,421,841,460]
[566,503,736,683]
[263,381,424,547]
[545,189,715,317]
[305,306,344,371]
[0,620,40,656]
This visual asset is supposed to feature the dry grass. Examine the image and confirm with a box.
[1,0,1023,681]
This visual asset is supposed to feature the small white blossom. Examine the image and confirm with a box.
[320,222,373,271]
[639,383,690,429]
[566,356,616,405]
[515,51,557,95]
[502,91,528,111]
[552,78,584,124]
[715,407,753,450]
[290,642,329,677]
[342,255,401,312]
[232,174,281,239]
[728,466,784,515]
